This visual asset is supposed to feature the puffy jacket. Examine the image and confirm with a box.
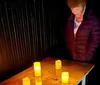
[65,7,100,62]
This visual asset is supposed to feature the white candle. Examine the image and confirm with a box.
[22,77,30,85]
[33,62,41,77]
[61,72,69,83]
[55,60,62,69]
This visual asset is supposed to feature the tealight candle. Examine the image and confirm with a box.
[55,60,62,69]
[61,72,69,83]
[33,62,41,77]
[22,77,30,85]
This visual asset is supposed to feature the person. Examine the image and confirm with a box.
[65,0,100,63]
[64,0,100,85]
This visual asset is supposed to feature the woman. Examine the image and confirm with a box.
[65,0,100,63]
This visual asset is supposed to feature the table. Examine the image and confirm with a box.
[0,57,95,85]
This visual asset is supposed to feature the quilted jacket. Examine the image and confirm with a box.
[65,7,100,62]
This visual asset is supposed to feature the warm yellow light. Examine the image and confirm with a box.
[22,77,30,85]
[55,60,62,69]
[33,62,41,77]
[35,80,42,85]
[61,72,69,83]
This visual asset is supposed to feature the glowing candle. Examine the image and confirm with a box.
[35,80,42,85]
[61,72,69,83]
[22,77,30,85]
[33,62,41,77]
[55,60,62,69]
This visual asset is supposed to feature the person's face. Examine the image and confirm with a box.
[70,5,84,17]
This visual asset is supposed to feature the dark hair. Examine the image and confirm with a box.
[67,0,86,8]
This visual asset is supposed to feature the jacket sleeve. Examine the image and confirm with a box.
[86,19,100,62]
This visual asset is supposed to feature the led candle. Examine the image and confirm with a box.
[61,72,69,83]
[33,62,41,77]
[55,60,62,69]
[22,77,30,85]
[35,80,42,85]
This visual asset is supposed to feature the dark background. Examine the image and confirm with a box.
[0,0,100,82]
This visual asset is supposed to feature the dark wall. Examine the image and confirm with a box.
[0,0,68,81]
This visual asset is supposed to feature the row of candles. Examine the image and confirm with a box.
[23,77,42,85]
[22,60,69,85]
